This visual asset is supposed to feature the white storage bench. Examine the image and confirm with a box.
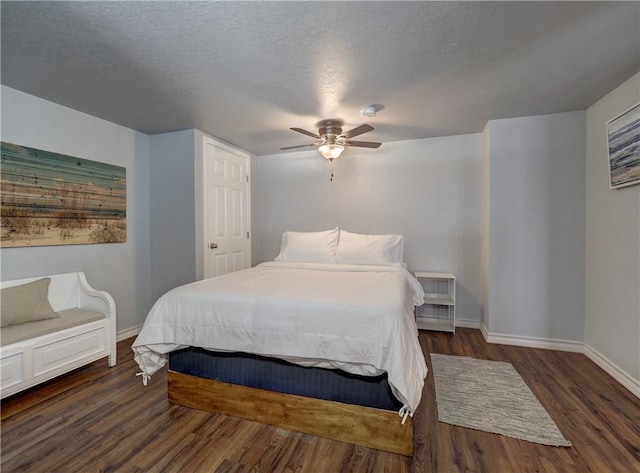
[0,272,116,399]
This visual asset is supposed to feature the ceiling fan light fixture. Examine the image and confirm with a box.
[318,143,344,160]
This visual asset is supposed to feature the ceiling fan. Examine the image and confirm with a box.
[280,119,381,160]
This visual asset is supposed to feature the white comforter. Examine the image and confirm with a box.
[132,261,428,415]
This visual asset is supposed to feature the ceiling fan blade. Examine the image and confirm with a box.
[342,124,374,139]
[345,140,381,149]
[290,127,321,139]
[280,143,318,150]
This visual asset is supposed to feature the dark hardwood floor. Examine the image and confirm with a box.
[2,328,638,472]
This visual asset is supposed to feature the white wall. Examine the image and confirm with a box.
[482,111,586,343]
[585,72,640,393]
[0,86,152,333]
[255,134,484,325]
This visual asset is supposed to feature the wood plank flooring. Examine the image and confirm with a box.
[2,328,638,472]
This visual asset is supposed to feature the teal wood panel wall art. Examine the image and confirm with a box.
[1,142,126,247]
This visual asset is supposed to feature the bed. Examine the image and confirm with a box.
[132,228,427,455]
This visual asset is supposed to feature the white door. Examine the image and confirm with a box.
[204,137,251,278]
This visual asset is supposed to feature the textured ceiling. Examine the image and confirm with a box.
[1,1,639,156]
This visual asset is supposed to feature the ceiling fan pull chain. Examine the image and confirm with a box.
[330,159,334,181]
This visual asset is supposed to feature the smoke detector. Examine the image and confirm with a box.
[360,105,384,118]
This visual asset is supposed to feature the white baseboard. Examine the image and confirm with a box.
[480,323,639,399]
[480,323,583,353]
[456,318,482,329]
[116,324,142,342]
[584,344,640,398]
[480,322,490,341]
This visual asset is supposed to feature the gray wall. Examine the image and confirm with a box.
[0,86,152,333]
[481,125,492,337]
[585,72,640,382]
[255,134,484,325]
[148,129,197,302]
[483,111,586,342]
[4,76,637,391]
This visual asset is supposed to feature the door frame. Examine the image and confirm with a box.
[194,133,251,280]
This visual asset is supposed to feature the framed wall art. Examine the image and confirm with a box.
[0,142,126,247]
[606,102,640,189]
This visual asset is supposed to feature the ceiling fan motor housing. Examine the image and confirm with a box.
[317,119,344,144]
[281,119,380,151]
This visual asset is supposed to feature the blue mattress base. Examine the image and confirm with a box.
[169,348,402,412]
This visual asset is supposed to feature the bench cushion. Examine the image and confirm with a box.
[0,308,105,346]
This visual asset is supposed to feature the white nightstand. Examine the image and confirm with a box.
[414,271,455,333]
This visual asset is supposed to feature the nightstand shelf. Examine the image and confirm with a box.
[414,271,456,333]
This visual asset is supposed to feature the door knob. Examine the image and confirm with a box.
[210,243,218,249]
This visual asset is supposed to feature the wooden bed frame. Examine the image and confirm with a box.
[168,370,414,456]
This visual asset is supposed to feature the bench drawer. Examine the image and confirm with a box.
[34,327,107,377]
[1,352,25,390]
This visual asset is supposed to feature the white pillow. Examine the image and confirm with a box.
[275,227,339,263]
[335,230,404,266]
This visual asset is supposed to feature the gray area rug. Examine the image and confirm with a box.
[430,354,571,447]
